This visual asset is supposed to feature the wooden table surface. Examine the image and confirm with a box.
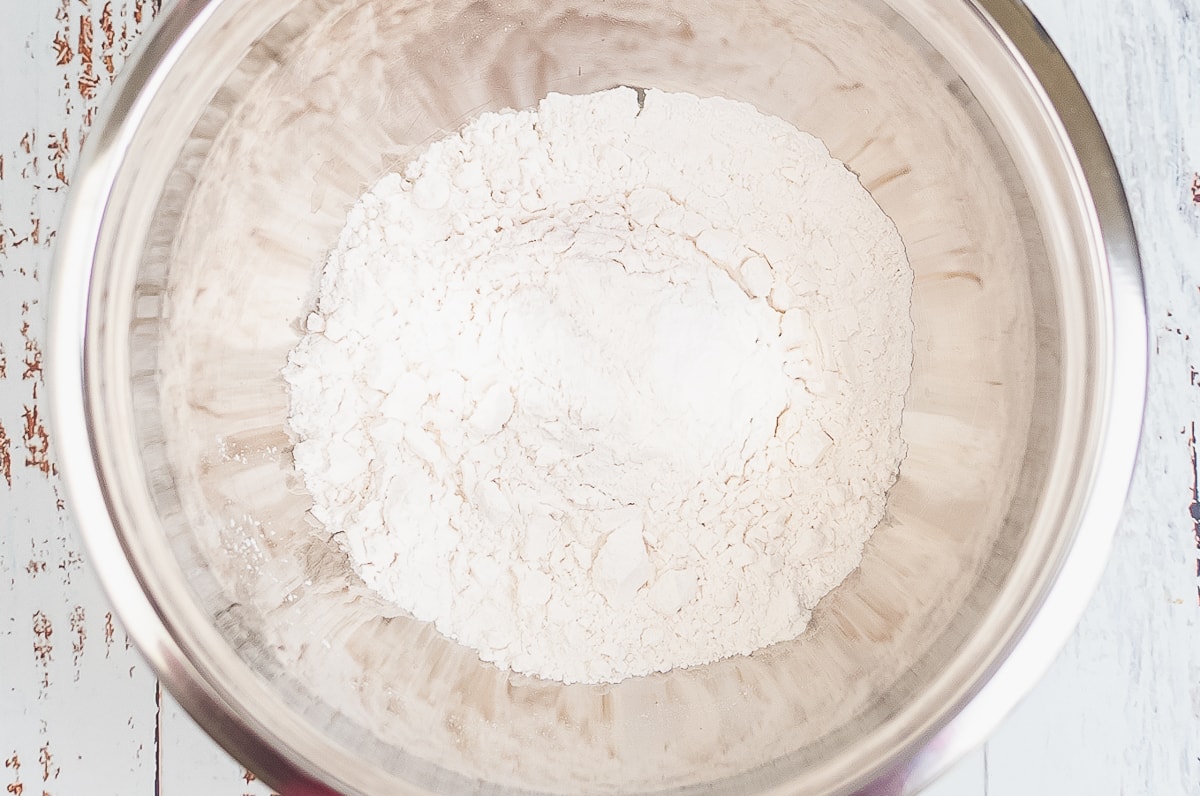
[2,1,1197,794]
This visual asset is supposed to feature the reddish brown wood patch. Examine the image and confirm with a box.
[37,743,58,784]
[47,129,70,186]
[4,753,22,796]
[69,605,87,675]
[32,611,53,666]
[0,421,11,488]
[52,29,74,66]
[21,405,53,477]
[19,323,43,394]
[103,611,115,658]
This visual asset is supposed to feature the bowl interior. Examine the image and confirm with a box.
[112,0,1074,792]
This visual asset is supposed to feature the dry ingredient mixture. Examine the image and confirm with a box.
[284,88,912,684]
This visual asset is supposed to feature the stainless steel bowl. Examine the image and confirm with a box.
[48,0,1146,793]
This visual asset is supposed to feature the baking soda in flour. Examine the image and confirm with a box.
[284,88,912,684]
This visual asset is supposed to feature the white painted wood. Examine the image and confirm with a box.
[0,3,161,794]
[1,0,1196,794]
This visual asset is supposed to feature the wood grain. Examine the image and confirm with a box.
[1,0,1196,794]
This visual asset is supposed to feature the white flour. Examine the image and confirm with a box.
[284,88,912,684]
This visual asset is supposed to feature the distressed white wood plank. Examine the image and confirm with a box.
[0,1,163,794]
[159,693,276,796]
[983,1,1200,794]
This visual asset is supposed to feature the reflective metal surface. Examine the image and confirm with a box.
[48,0,1146,793]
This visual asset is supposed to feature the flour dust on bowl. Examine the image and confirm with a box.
[47,1,1146,795]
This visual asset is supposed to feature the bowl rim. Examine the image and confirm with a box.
[47,0,1147,794]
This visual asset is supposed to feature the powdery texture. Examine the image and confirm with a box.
[284,88,912,684]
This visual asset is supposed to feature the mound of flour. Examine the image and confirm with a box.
[284,88,912,684]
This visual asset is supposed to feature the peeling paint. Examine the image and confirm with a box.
[20,329,42,389]
[103,611,114,658]
[52,30,73,66]
[46,130,69,187]
[0,421,11,488]
[4,754,23,796]
[20,405,53,477]
[69,606,86,677]
[37,743,58,783]
[31,611,53,695]
[57,551,83,586]
[77,12,97,100]
[100,2,117,78]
